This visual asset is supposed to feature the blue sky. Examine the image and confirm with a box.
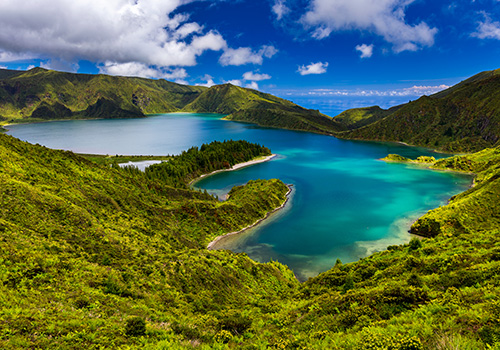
[0,0,499,104]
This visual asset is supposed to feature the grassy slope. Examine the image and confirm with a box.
[409,147,500,238]
[0,67,206,120]
[0,133,298,349]
[337,68,500,152]
[183,84,346,134]
[334,105,402,130]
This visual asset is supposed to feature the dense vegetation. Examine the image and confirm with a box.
[333,105,401,130]
[0,133,297,349]
[337,68,500,152]
[142,140,271,187]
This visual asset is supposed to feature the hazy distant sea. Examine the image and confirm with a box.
[278,95,419,117]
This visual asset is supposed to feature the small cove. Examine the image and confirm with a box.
[6,113,473,281]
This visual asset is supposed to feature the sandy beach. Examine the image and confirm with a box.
[189,154,277,186]
[207,184,292,250]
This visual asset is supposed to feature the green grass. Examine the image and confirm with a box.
[334,105,400,130]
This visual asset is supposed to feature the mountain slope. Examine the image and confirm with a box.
[334,105,402,130]
[184,84,345,134]
[337,68,500,152]
[0,67,206,120]
[0,133,297,349]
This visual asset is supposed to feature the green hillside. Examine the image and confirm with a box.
[0,67,206,121]
[2,128,500,348]
[0,133,298,349]
[337,68,500,152]
[184,83,345,134]
[334,105,402,130]
[3,67,500,348]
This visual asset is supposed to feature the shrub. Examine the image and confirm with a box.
[214,330,233,344]
[408,237,422,251]
[125,317,146,337]
[219,311,252,335]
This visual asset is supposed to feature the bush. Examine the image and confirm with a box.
[219,311,252,335]
[408,237,422,251]
[125,317,146,337]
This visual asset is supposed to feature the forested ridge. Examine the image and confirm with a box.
[140,140,271,188]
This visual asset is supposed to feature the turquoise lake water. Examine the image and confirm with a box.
[6,113,472,281]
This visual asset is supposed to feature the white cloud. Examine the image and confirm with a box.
[99,61,188,82]
[0,50,35,62]
[0,65,7,69]
[301,84,450,97]
[472,13,500,40]
[298,62,328,75]
[245,81,259,90]
[243,71,272,81]
[196,74,216,87]
[219,45,278,66]
[272,0,290,20]
[301,0,438,52]
[355,43,374,58]
[0,0,226,68]
[226,79,242,86]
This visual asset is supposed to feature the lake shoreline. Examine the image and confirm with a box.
[207,184,293,250]
[188,154,277,187]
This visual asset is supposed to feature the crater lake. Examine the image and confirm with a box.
[6,113,472,281]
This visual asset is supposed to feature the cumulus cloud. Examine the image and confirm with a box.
[226,79,243,86]
[0,0,233,79]
[272,0,290,20]
[196,74,216,87]
[472,12,500,40]
[301,0,438,52]
[243,71,272,81]
[219,45,278,66]
[0,51,36,62]
[0,0,230,68]
[302,84,450,97]
[99,61,188,82]
[355,43,374,58]
[245,81,259,90]
[298,62,328,75]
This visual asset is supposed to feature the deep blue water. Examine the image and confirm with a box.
[6,113,472,280]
